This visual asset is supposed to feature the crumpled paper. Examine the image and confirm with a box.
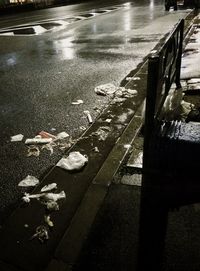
[56,151,88,171]
[18,175,39,187]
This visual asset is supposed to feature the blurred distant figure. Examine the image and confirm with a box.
[165,0,178,11]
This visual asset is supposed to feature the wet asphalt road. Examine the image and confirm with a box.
[0,0,191,224]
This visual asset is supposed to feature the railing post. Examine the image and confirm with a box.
[175,19,184,89]
[137,19,185,271]
[142,54,160,172]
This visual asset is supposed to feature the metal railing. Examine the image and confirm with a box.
[137,19,184,271]
[143,19,184,163]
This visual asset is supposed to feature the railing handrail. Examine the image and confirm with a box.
[143,19,184,169]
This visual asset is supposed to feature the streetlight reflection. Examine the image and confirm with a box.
[150,0,154,10]
[53,35,75,60]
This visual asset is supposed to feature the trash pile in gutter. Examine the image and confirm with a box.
[18,175,67,243]
[10,79,197,243]
[161,86,195,121]
[17,151,88,243]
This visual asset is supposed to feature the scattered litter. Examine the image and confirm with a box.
[57,142,72,151]
[56,151,88,171]
[44,215,54,227]
[112,97,126,103]
[31,225,49,243]
[127,89,137,95]
[40,191,65,211]
[161,88,184,120]
[40,191,66,202]
[95,83,137,103]
[126,77,140,81]
[25,138,52,145]
[22,193,32,203]
[20,179,66,243]
[105,118,112,123]
[95,83,116,96]
[161,87,195,121]
[38,131,56,139]
[84,110,93,124]
[41,143,54,155]
[79,126,86,132]
[22,190,66,207]
[22,192,42,203]
[22,130,72,157]
[187,78,200,84]
[41,183,57,192]
[18,175,39,187]
[27,145,40,157]
[115,87,137,98]
[56,131,69,140]
[45,201,59,211]
[71,99,84,105]
[180,100,195,119]
[11,134,24,142]
[91,126,111,141]
[93,146,99,153]
[51,128,56,132]
[126,77,133,81]
[117,109,134,123]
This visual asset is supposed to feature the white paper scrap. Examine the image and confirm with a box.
[25,138,52,144]
[56,132,69,140]
[71,99,84,105]
[56,151,88,171]
[18,175,39,187]
[41,183,57,192]
[11,134,24,142]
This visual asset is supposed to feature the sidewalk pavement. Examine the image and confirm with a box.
[65,11,200,271]
[70,11,200,271]
[0,9,200,271]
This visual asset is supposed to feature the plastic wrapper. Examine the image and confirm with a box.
[71,99,83,105]
[25,138,52,144]
[18,175,39,187]
[56,151,88,171]
[84,110,93,124]
[31,225,49,243]
[41,183,57,192]
[11,134,24,142]
[56,132,69,140]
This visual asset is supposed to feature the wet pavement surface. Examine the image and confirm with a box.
[0,0,192,224]
[74,12,200,271]
[0,2,199,271]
